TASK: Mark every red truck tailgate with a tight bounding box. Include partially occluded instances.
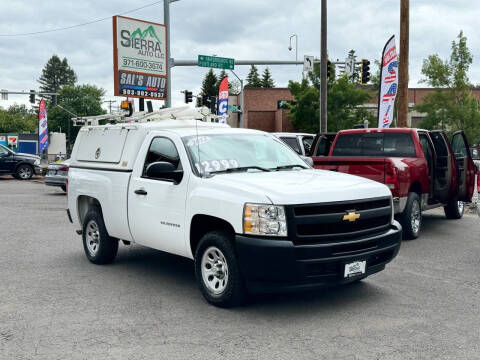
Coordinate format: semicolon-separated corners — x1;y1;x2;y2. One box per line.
313;157;386;184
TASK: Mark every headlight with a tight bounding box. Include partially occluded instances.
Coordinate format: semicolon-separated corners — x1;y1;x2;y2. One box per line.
243;203;287;237
34;159;40;166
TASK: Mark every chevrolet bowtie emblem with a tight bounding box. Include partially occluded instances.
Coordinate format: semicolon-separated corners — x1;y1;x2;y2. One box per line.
343;211;360;222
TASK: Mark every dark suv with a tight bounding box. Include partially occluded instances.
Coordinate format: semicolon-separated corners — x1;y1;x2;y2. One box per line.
0;144;41;180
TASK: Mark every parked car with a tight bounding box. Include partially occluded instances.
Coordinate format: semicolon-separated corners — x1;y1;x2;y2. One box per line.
312;128;475;239
45;160;70;192
67;120;401;307
0;144;41;180
272;132;315;156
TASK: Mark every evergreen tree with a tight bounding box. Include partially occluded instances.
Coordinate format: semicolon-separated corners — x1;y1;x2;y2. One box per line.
197;69;218;106
245;65;262;88
261;67;275;88
38;55;77;101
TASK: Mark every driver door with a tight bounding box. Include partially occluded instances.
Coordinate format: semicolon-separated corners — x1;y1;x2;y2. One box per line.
450;131;475;202
127;132;190;256
0;146;14;173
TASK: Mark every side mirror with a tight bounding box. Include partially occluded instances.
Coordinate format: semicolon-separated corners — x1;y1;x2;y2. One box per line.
301;156;314;167
145;161;183;184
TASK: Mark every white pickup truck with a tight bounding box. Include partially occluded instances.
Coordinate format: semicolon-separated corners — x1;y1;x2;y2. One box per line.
67;119;402;307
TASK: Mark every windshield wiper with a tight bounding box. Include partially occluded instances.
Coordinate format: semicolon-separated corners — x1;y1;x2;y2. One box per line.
209;166;271;174
272;164;308;171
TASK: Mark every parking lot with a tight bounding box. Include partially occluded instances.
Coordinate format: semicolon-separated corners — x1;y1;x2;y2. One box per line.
1;177;479;359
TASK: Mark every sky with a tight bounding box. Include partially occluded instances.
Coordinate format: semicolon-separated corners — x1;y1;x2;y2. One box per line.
0;0;478;112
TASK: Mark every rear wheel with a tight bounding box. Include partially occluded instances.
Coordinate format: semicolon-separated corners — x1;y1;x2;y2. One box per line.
16;164;33;180
82;209;118;264
444;199;464;219
194;231;246;307
400;192;422;240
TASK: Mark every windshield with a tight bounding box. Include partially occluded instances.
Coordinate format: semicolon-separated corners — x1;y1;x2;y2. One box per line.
183;133;308;175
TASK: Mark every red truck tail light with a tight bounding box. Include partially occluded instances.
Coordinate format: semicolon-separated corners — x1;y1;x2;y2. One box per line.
58;166;69;172
385;163;398;191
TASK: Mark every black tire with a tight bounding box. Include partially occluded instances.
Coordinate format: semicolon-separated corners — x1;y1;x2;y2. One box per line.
61;185;67;192
16;164;34;180
82;209;118;265
400;192;422;240
194;231;246;307
444;199;464;219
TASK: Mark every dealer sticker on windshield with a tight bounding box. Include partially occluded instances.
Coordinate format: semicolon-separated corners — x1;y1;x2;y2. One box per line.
344;260;366;278
194;159;239;173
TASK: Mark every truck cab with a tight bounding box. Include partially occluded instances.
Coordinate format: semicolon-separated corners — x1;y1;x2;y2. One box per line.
312;128;475;239
67;119;402;307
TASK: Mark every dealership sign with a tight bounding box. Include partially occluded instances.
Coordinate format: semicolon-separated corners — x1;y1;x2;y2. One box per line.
113;15;167;100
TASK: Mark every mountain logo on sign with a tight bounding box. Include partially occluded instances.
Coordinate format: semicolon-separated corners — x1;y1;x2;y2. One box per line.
130;26;162;44
120;24;164;58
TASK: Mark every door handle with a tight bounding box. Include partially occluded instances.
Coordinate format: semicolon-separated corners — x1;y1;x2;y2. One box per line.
134;189;148;195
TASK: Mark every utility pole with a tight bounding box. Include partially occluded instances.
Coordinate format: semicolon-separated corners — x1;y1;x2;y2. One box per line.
164;0;172;108
397;0;409;127
320;0;327;133
103;100;116;114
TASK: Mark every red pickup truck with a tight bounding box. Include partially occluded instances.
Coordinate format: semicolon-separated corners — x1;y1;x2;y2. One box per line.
311;128;476;239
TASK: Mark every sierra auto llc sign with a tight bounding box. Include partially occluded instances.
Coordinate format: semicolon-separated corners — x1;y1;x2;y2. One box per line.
113;15;167;100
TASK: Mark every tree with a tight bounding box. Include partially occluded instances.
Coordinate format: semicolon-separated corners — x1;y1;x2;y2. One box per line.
196;69;218;106
245;65;262;88
415;31;480;144
288;61;374;133
48;84;105;146
0;105;37;133
38;55;77;101
261;67;275;88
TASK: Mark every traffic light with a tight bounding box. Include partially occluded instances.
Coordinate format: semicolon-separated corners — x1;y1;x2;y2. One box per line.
361;59;371;85
184;90;193;103
29;90;35;104
209;96;217;114
326;59;332;80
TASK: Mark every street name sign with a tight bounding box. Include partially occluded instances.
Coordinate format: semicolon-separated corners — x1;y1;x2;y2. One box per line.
113;15;168;100
198;55;234;70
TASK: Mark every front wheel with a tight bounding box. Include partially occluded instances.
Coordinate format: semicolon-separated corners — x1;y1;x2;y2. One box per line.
82;209;118;264
16;165;33;180
194;231;246;307
444;200;464;219
400;192;422;240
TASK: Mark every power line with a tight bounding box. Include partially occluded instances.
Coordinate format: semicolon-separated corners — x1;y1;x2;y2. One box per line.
0;0;164;37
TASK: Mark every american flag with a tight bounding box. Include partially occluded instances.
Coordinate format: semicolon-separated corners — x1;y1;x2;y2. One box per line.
384;61;398;83
382;83;397;102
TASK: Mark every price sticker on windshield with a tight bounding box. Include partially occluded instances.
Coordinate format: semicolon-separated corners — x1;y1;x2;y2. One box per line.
195;159;239;173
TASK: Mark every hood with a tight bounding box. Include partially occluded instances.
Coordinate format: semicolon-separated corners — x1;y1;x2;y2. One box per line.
13;152;40;160
206;169;391;205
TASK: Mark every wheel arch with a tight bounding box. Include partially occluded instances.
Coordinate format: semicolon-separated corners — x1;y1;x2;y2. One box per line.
409;181;422;196
190;214;235;257
77;195;103;227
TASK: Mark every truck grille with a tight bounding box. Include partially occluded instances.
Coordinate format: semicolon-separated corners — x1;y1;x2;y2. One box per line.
286;197;392;245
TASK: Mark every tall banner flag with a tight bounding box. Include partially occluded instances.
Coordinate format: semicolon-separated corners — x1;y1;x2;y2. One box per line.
39;99;49;153
217;76;229;123
378;35;398;128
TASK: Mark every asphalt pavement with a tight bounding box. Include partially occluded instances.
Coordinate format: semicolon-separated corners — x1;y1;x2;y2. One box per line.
0;177;479;359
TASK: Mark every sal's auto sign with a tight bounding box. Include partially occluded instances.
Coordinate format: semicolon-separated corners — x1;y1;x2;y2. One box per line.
113;15;167;100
